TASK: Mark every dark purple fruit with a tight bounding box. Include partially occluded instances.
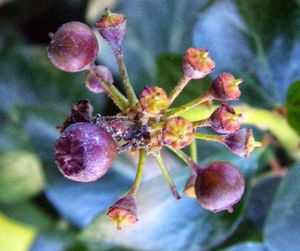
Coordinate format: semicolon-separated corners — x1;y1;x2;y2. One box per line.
48;22;99;72
195;161;245;213
55;122;116;182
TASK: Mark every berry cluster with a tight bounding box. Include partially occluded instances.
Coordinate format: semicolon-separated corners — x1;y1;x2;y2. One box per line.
49;9;260;229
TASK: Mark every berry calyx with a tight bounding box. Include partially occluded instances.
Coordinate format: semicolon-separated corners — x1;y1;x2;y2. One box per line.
183;48;215;79
209;72;243;101
139;86;170;115
209;104;241;133
163;117;194;149
55;122;116;182
96;9;127;52
48;22;98;72
85;65;114;93
195;161;245;213
107;195;138;230
222;128;256;158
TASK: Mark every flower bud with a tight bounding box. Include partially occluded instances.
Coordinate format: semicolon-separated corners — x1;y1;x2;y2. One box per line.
183;48;215;79
96;9;126;52
209;104;241;134
209;72;243;101
85;65;114;93
139;86;170;115
195;161;245;213
107;195;138;230
48;22;99;72
163;117;194;149
222;128;256;158
184;172;197;198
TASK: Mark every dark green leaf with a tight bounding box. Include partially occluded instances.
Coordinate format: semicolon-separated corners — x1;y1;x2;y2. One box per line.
264;164;300;251
287;80;300;135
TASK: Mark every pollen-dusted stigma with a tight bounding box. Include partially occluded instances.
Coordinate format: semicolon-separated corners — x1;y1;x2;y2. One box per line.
48;9;261;229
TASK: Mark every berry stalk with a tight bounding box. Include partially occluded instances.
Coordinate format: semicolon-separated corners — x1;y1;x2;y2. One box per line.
168;76;191;105
89;67;128;111
154;152;181;200
189;140;198;163
114;50;138;106
163;91;213;119
194;132;223;142
129;149;146;196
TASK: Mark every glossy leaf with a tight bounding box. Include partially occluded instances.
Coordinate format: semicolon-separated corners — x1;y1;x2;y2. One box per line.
264;164;300;251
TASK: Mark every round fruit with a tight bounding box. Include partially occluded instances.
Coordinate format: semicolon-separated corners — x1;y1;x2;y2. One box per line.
55;122;116;182
85;65;113;93
195;161;245;212
48;21;99;72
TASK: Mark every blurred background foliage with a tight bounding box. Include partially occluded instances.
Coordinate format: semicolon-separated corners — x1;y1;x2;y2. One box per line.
0;0;300;250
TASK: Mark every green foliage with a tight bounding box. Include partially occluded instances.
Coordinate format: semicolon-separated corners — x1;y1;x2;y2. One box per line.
0;151;44;203
287;81;300;135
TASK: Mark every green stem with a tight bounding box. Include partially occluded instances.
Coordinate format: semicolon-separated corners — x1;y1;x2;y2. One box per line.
90;67;128;112
129;149;146;196
194;133;224;142
114;49;138;107
168;76;191;105
168;147;200;172
189;140;198;163
163;91;213;119
192;119;210;128
154;152;181;199
180;104;300;159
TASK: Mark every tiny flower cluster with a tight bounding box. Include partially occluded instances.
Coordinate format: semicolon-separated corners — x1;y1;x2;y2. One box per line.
48;8;260;229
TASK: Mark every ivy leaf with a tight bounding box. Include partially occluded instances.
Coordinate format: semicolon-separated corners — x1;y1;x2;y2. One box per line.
264;164;300;251
193;0;300;107
287;80;300;135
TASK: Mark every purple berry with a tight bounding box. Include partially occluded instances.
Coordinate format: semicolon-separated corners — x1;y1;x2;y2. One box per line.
55;122;116;182
195;161;245;213
48;22;99;72
85;65;114;93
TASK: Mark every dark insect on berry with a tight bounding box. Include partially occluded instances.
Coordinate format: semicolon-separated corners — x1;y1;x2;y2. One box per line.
55;122;116;182
48;21;99;72
195;161;245;213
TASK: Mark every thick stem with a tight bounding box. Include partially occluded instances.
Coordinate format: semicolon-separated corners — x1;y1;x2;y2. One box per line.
114;49;138;106
163;91;213;119
129;149;146;196
89;67;128;112
154;152;181;200
168;76;191;105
